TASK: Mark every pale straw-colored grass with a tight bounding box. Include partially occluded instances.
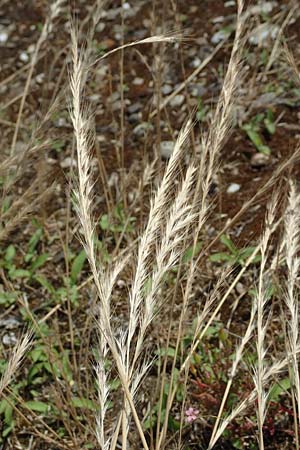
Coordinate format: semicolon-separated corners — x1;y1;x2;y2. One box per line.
0;332;32;397
69;1;300;448
284;182;300;448
70;20;191;450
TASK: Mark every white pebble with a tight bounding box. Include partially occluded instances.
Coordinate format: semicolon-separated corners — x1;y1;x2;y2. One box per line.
170;94;185;107
227;183;241;194
19;51;29;63
160;141;174;159
0;32;8;43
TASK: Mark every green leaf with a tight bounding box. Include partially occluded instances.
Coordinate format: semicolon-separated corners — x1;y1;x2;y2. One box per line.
183;242;202;263
0;291;17;306
9;268;31;279
30;346;47;363
33;274;55;294
99;214;109;231
30;253;49;273
238;246;257;259
209;252;233;263
1;196;11;214
156;347;176;358
71;250;86;284
268;378;291;402
242;124;271;155
168;415;180;431
264;109;276;135
220;235;237;254
25;228;43;262
5;245;16;263
71;397;98;411
28;363;45;383
25;400;50;413
2;422;14;437
2;401;13;424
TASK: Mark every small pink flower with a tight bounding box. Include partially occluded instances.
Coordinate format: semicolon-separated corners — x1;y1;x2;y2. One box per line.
185;407;199;423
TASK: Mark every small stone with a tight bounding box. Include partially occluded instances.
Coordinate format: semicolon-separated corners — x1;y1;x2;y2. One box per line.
0;31;8;43
108;91;120;103
190;83;207;97
19;51;29;63
133;77;144;86
227;183;241;194
28;44;35;53
117;279;126;288
111;100;122;111
107;172;119;188
161;84;173;95
190;57;202;68
160;141;174;159
128;102;142;114
224;0;235;5
60;157;77;169
36;73;45;84
212;16;225;24
236;282;245;295
3;333;17;346
250;153;270;168
96;22;105;32
211;28;231;44
128;112;142;124
249;24;279;46
0;317;21;330
170;94;185;107
133;122;153;137
89;93;101;103
249;1;277;15
56;117;68;127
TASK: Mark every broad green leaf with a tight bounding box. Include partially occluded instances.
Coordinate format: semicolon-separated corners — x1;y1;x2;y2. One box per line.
239;246;257;259
25;400;50;413
71;397;97;411
264;109;276;135
183;242;202;263
34;274;55;294
209;252;233;263
30;253;49;273
9;268;31;279
156;347;176;358
268;378;291;402
220;235;237;254
30;346;47;363
0;291;17;306
2;422;14;437
28;362;45;383
5;245;16;263
99;214;109;230
243;125;271;155
1;196;11;214
71;250;86;283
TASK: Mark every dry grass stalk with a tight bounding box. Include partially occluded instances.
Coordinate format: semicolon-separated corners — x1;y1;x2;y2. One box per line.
70;25;153;450
155;3;246;446
284;182;300;445
0;332;32;396
253;196;278;450
69;12;199;447
10;0;66;156
0;184;54;242
210;342;300;448
209;303;257;449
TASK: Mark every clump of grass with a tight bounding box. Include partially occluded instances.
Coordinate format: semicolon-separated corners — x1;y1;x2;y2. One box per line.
0;332;32;397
